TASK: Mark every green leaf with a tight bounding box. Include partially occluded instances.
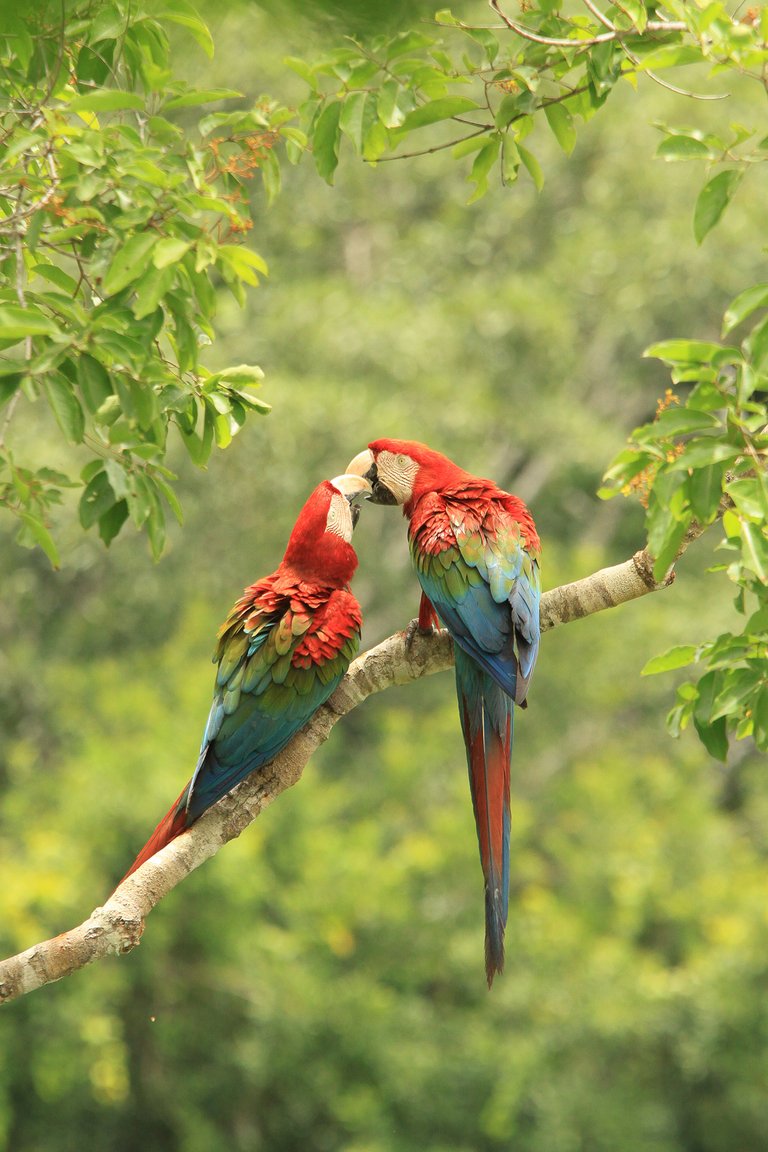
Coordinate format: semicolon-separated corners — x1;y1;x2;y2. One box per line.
67;90;145;113
544;104;576;155
710;669;761;722
132;264;175;320
692;669;729;760
162;88;242;110
667;440;742;470
18;511;60;568
501;137;520;184
0;305;61;340
753;684;768;751
518;144;544;191
362;118;390;163
312;100;342;184
146;493;166;560
32;264;79;295
98;499;129;546
103;459;131;501
103;234;159;296
644;339;737;364
641;645;699;675
617;0;647;32
154;476;184;524
467;136;500;203
746;316;768;371
77;355;113;413
216;364;265;386
693;714;729;761
688;461;727;523
377;79;405;129
745;607;768;634
157;0;214;57
218;245;269;287
638;44;704;70
727;477;768;521
651;511;691;581
339;91;367;154
180;419;213;467
284;56;316;86
79;470;117;529
0;374;23;407
464;27;499;64
740;519;768;582
722;283;768;334
399;97;481;132
153;238;192;269
694;170;743;245
44;377;85;443
657;134;718;162
634;407;721;440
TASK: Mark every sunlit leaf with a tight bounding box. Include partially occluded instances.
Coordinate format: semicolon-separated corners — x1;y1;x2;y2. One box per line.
641;645;699;675
399;97;481;131
103;235;159;296
694;170;743;245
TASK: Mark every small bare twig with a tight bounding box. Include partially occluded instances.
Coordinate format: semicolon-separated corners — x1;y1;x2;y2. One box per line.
490;0;686;47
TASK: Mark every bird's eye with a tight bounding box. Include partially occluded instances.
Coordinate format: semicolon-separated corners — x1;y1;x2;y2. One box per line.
396;454;407;466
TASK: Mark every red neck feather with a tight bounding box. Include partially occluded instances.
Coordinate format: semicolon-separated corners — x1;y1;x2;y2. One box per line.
281;480;358;587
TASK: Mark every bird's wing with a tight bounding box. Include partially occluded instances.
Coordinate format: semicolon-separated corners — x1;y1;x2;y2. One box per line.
186;589;361;820
412;498;540;704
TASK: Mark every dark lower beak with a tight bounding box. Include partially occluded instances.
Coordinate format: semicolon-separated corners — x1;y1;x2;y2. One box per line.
346;449;398;506
368;470;398;506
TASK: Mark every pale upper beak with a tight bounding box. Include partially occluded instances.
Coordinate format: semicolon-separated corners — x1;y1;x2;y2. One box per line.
346;449;375;481
330;472;372;501
346;448;398;506
330;472;372;528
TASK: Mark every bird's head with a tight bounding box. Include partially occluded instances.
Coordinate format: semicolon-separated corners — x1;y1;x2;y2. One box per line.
347;439;466;512
282;473;371;585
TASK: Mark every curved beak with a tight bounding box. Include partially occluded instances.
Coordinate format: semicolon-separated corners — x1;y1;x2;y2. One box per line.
346;448;398;506
330;472;372;529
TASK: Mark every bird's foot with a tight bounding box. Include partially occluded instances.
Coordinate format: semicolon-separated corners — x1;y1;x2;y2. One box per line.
404;617;436;650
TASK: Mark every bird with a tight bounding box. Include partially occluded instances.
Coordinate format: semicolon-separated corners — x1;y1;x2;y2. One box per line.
348;440;540;985
120;473;371;882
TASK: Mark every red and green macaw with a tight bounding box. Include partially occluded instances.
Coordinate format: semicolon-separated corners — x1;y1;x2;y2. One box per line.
348;440;540;985
121;474;371;882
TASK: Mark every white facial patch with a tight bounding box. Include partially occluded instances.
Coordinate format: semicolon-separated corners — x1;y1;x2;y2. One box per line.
376;450;420;505
326;491;354;542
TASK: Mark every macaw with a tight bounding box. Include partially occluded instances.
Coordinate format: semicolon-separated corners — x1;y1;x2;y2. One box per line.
348;440;540;986
120;473;371;882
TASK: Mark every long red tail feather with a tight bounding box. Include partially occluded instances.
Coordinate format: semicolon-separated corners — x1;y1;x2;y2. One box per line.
455;649;512;988
118;787;190;885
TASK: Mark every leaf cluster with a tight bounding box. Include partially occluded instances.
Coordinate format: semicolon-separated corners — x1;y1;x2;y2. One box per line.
601;291;768;758
0;0;300;561
293;0;768;204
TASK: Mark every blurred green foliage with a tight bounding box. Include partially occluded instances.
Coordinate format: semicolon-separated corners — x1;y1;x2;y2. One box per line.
1;1;768;1150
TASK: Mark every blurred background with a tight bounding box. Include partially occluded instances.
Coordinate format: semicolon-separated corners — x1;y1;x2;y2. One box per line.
1;2;767;1149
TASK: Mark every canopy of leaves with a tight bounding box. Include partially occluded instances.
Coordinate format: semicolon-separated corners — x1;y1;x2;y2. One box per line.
0;0;295;560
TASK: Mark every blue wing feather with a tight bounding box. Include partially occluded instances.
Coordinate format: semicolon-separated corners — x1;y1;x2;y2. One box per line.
414;512;540;705
186;598;358;822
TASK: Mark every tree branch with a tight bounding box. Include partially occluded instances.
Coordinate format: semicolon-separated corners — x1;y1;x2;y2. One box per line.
0;541;691;1004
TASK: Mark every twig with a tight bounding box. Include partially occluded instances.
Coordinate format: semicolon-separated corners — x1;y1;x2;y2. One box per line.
371;125;492;163
490;0;686;48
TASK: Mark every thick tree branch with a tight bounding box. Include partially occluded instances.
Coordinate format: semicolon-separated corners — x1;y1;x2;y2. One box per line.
0;542;688;1004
